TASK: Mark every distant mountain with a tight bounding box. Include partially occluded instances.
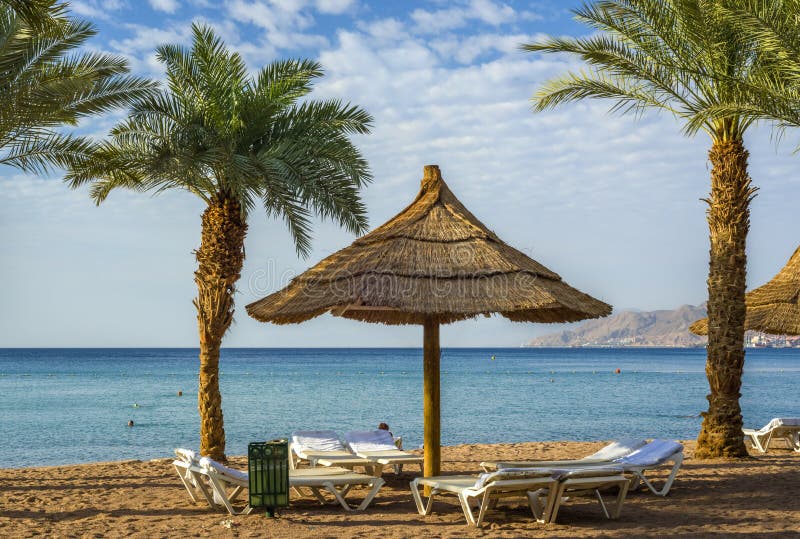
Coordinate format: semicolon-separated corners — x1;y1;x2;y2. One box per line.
527;304;708;347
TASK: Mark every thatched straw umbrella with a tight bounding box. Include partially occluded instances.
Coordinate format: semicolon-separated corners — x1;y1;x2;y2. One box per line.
246;165;611;477
691;246;800;336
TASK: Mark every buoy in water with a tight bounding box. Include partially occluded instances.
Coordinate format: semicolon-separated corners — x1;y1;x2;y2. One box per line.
491;355;496;361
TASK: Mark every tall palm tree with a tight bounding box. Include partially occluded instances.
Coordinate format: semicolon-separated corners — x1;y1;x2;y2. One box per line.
0;0;155;174
523;0;781;458
66;23;373;460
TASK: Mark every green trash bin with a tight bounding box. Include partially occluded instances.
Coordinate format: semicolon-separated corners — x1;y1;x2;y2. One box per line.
248;439;289;517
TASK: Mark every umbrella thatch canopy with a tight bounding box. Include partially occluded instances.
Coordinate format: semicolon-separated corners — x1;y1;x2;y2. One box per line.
247;165;611;477
691;246;800;336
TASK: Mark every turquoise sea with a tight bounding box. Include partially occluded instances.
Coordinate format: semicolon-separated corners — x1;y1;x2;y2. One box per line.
0;347;798;469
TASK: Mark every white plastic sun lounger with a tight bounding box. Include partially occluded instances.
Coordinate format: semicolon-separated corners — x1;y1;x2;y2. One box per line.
743;418;800;453
290;430;377;473
410;467;629;527
197;457;385;515
489;439;684;497
345;430;424;474
480;438;648;472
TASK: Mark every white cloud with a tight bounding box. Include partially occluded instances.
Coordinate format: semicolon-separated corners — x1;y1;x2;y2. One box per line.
69;0;127;20
430;32;547;64
315;0;354;14
110;24;192;53
225;0;329;50
410;0;521;33
149;0;181;13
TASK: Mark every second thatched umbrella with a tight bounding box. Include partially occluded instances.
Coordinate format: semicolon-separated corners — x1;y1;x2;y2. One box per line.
691;246;800;336
246;165;611;477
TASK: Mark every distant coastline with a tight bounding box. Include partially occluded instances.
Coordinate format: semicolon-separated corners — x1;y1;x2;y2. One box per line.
526;304;800;349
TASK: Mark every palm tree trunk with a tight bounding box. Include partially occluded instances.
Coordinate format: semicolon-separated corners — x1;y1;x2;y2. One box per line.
695;139;755;459
194;196;247;460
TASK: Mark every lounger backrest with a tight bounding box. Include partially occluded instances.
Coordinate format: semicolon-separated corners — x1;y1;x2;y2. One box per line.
199;456;248;483
760;418;800;432
344;430;397;452
587;439;648;461
291;430;346;452
614;439;683;466
474;468;555;490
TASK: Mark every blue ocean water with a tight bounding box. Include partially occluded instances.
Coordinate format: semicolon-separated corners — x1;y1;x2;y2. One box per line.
0;347;798;468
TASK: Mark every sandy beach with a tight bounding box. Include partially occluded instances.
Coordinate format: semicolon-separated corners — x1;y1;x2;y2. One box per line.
2;440;799;538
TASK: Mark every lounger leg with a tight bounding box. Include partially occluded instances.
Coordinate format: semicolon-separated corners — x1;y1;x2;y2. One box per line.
307;486;328;505
547;483;568;524
229;485;244;503
457;492;478;527
475;492;492;527
174;464;199;503
526;488;548;523
753;435;766;453
410;479;437;515
595;490;610;519
609;480;629;519
323;482;355;511
638;453;683;496
190;471;217;509
356;477;384;511
205;474;238;515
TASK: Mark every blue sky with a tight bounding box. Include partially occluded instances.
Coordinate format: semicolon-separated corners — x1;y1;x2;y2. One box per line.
1;0;800;347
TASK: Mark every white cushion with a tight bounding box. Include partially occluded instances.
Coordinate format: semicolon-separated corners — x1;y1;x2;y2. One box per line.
344;430;397;453
291;430;346;452
615;440;682;467
588;439;647;461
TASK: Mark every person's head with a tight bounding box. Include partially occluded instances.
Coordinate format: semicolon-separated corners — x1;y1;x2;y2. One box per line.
378;422;389;431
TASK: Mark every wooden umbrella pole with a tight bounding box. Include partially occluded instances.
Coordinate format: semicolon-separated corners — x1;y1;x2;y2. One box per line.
423;317;441;482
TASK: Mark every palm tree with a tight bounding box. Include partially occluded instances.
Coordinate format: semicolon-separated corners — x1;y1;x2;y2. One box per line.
66;23;373;460
523;0;782;458
0;0;155;174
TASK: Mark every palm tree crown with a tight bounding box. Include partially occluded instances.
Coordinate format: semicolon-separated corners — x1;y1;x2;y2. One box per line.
0;0;156;174
527;0;768;142
700;0;800;138
68;23;372;254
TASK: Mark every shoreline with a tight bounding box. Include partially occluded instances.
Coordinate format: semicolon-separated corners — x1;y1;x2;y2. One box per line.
2;440;799;537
